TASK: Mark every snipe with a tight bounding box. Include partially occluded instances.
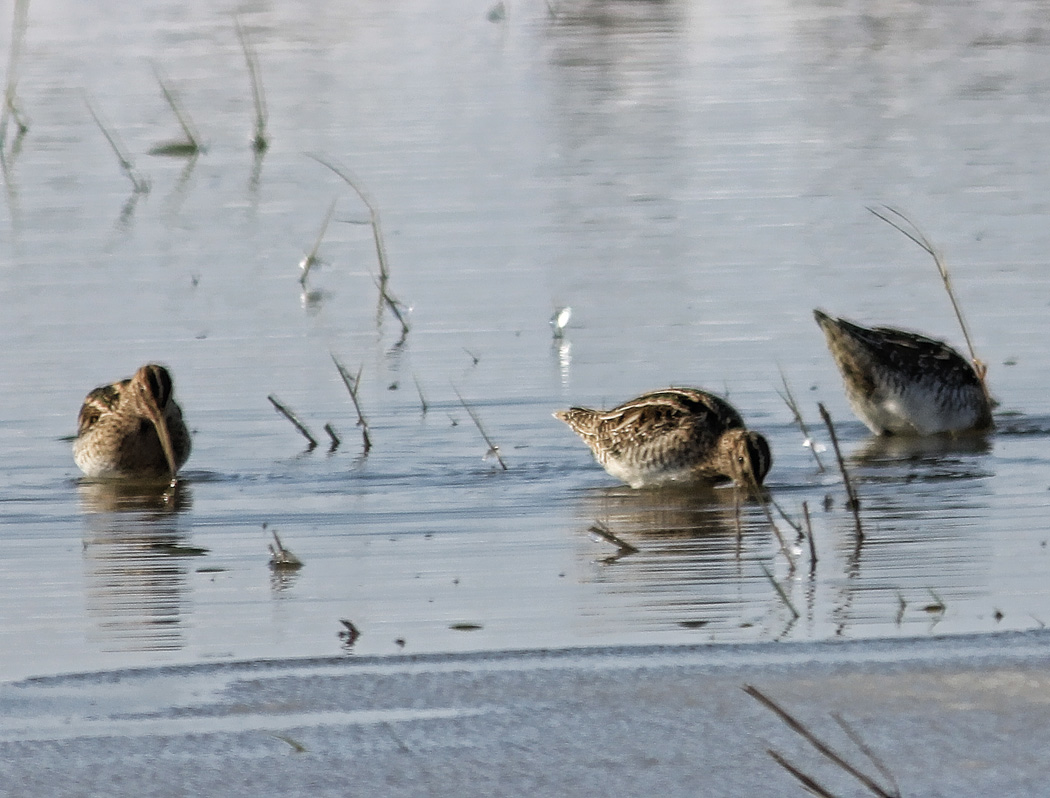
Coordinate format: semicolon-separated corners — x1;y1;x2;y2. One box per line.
73;364;191;480
814;309;992;436
554;387;771;489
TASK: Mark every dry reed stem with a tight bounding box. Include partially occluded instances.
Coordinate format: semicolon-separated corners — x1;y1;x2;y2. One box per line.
802;501;817;569
331;354;372;453
867;205;991;406
413;374;429;415
777;366;825;472
452;385;507;470
299;198;338;286
759;562;800;619
234;15;268;152
745;477;797;573
817;403;863;540
831;714;901;797
83;94;150;193
323;422;341;451
743;685;899;798
588;521;639;557
267;394;319;449
766;749;839;798
307;152;410;337
150;63;202;155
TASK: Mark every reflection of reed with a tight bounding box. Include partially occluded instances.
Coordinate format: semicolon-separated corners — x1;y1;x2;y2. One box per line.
825;438;994;636
572;485;797;638
78;481;198;654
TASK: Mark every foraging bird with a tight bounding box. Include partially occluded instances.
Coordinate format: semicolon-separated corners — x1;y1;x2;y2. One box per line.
73;364;191;480
554;387;772;489
814;309;992;436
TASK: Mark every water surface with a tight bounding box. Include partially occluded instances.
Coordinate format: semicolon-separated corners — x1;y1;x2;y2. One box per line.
2;0;1050;680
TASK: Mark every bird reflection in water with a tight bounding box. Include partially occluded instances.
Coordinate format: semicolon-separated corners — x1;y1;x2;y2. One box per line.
573;484;796;639
78;480;201;654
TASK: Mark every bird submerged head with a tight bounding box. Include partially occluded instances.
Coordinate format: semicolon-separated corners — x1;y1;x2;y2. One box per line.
721;428;772;488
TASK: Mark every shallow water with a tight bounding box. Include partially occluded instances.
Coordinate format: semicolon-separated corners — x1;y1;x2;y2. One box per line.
2;0;1050;680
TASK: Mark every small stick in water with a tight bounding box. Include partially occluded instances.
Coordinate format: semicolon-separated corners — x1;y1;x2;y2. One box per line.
234;15;268;152
867;205;991;406
452;385;507;470
323;422;341;451
588;521;639;558
149;62;203;156
759;562;800;619
267;394;319;449
818;403;863;540
331;354;372;453
83;94;150;193
299;198;338;286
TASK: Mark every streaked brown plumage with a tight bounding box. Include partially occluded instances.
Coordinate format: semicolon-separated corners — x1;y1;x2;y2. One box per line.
814;310;992;436
73;364;191;480
554;387;772;489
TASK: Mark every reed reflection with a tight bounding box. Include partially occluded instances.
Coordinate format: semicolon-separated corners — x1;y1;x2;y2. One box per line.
822;434;995;635
78;480;199;654
572;485;796;637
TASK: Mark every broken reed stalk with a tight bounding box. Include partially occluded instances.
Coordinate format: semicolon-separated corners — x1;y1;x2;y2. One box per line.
743;685;900;798
759;562;800;619
818;402;863;541
413;374;428;415
299;197;338;286
0;0;30;148
150;63;202;155
83;94;150;193
331;353;372;453
452;384;507;470
766;749;838;798
588;521;639;557
234;15;268;152
307;152;410;337
777;366;825;472
323;422;341;450
867;205;991;404
267;394;319;449
802;501;817;568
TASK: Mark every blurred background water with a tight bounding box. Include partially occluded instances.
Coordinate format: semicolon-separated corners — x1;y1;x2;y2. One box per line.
1;0;1049;680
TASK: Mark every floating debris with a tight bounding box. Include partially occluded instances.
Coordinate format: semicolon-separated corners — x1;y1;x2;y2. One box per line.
550;306;571;338
338;619;361;645
268;530;303;570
